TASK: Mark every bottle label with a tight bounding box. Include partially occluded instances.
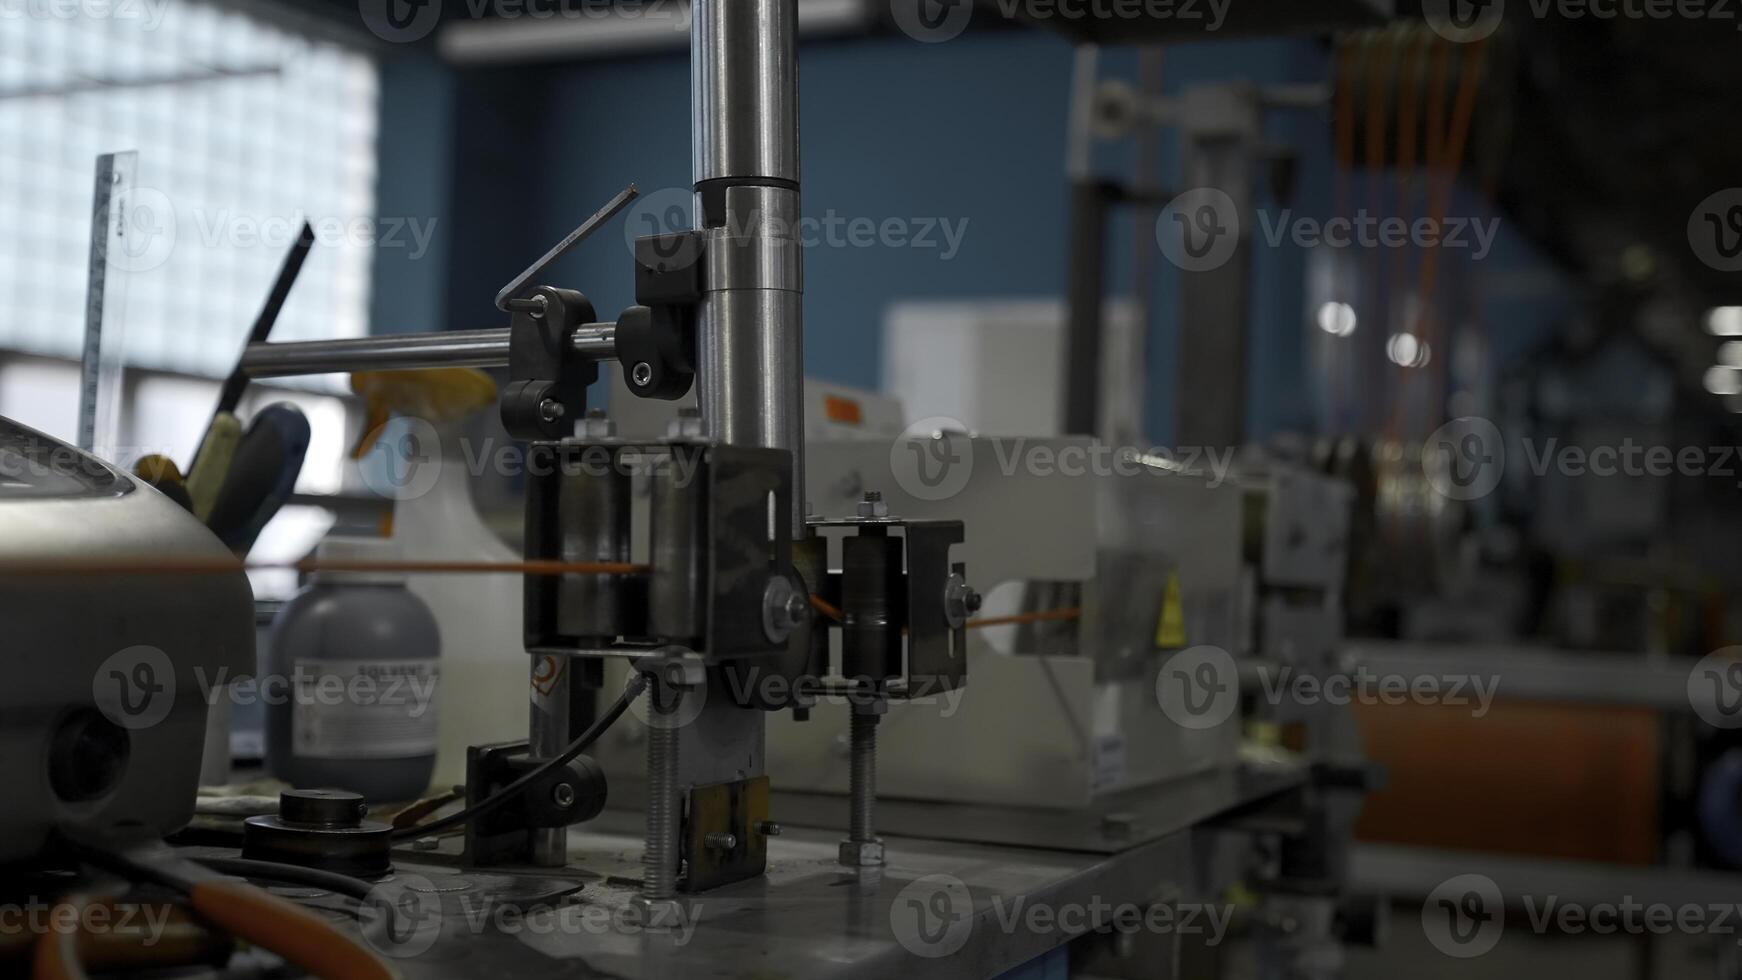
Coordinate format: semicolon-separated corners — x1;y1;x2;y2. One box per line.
290;659;440;759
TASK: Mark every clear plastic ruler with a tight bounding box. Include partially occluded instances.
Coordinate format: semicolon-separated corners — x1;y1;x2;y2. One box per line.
79;150;140;460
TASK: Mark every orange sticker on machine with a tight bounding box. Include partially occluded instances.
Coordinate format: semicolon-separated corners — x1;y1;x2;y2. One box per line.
823;395;862;425
531;654;565;696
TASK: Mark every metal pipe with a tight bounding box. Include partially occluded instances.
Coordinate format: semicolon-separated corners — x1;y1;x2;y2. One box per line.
239;324;617;379
692;0;798;183
528;654;571;867
691;0;805;534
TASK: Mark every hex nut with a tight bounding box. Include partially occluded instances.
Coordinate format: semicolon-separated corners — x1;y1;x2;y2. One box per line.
629;898;688;931
850;697;890;717
838;838;886;867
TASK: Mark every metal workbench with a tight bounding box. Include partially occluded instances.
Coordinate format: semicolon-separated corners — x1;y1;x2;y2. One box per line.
351;766;1309;978
366;825;1192;979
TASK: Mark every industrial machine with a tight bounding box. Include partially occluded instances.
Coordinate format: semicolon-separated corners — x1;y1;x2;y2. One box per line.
0;415;253;864
231;0;983;908
3;0;1387;976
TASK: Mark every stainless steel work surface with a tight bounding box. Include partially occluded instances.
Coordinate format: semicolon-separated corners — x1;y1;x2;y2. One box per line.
373;823;1202;980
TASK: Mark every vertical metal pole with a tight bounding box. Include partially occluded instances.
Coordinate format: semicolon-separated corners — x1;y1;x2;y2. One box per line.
529;654;570;866
1173;134;1254;450
1061;47;1108;438
691;0;805;535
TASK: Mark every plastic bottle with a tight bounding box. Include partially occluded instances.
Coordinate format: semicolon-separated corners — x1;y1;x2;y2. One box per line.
388;420;529;791
266;536;440;802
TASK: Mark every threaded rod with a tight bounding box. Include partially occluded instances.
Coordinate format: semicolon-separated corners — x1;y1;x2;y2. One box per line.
848;712;877;842
642;684;681;902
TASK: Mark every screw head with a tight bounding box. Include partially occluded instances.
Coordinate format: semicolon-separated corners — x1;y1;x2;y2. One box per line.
763;576;803;643
631;361;653;387
539;398;566;422
551;782;576;809
942;573;980;628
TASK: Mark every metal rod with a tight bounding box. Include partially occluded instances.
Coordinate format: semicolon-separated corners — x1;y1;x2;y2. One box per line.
691;0;805;535
529;654;571;867
239;323;616;379
642;683;681;903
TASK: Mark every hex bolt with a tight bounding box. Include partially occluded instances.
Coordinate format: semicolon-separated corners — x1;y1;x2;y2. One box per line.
642;680;682;903
856;489;888;519
943;574;983;628
551;782;576;809
704;832;737;852
412;836;440;852
631;361;654;387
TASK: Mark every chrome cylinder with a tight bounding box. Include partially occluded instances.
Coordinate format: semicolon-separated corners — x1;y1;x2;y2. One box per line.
692;0;798;183
529;654;571;866
692;0;805;533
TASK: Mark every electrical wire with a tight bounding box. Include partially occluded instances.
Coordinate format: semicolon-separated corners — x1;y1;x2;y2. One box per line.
806;593;1081;630
391;671;649;840
964;607;1082;630
191;857;377;905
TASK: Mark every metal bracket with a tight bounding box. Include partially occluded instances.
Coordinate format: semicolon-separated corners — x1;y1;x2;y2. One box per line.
461;739;608;867
680;775;770;892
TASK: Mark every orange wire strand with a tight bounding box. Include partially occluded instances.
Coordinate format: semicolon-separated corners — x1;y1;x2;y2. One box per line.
806;595;1083;632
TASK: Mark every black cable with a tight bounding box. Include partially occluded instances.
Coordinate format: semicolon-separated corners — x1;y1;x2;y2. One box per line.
390;672;649;841
192;856;403;935
192;857;374;903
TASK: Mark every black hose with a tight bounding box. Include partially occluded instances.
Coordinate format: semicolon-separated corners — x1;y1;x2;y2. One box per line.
193;857;376;903
390;672;648;841
193;856;401;934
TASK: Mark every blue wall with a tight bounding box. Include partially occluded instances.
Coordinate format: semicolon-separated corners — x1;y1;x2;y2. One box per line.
373;29;1574;442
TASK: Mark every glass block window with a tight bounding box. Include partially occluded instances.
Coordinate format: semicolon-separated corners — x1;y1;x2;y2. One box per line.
0;0;379;378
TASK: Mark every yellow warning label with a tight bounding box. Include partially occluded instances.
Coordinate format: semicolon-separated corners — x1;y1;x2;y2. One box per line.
1154;573;1186;648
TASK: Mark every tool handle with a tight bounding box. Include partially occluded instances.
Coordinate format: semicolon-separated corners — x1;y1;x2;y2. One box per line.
184;412;242;522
